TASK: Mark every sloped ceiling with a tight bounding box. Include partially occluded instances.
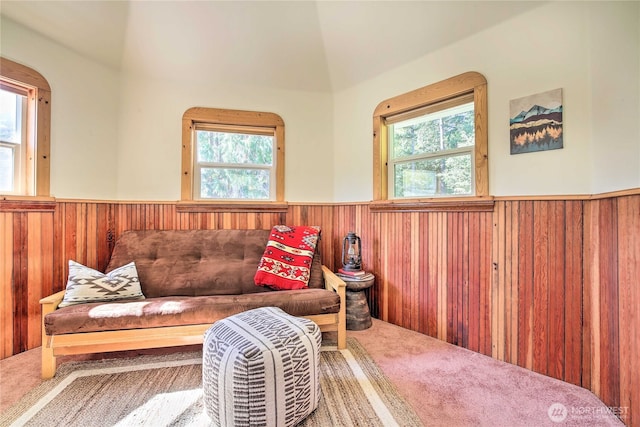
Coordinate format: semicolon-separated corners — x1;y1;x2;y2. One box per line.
1;1;542;92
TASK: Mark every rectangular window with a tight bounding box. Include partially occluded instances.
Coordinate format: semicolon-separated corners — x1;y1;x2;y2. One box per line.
0;86;28;194
387;94;475;198
193;124;275;200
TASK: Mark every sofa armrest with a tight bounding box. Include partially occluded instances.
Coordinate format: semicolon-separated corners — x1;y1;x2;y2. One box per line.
40;290;65;311
321;266;347;349
40;290;64;378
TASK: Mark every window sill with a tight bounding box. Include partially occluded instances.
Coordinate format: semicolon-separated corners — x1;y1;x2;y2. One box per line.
369;197;494;212
0;195;56;212
176;200;289;213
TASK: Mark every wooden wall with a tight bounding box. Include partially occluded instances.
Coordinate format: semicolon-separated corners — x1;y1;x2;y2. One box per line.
583;195;639;426
1;194;638;425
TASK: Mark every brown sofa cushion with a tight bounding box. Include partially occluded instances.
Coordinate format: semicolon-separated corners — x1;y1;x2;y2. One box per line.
106;229;324;298
45;289;340;335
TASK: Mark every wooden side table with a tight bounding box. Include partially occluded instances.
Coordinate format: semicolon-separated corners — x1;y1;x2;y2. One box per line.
339;273;374;330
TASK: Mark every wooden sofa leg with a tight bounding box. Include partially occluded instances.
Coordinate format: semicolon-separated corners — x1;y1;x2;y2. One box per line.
41;337;56;379
337;326;347;350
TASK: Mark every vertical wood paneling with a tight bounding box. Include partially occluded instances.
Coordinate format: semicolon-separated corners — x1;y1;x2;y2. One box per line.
86;204;97;268
2;195;639;427
437;212;447;341
532;201;549;375
493;202;505;360
507;201;520;365
40;213;54;302
564;201;583;387
518;201;534;370
502;201;518;363
468;212;481;353
410;212;420;332
493;200;585;384
583;199;597;394
547;201;565;381
0;213;13;358
425;213;437;337
26;214;42;349
447;213;456;344
461;212;469;349
480;213;492;356
590;199;621;408
12;212;26;354
617;196;639;426
583;195;639;423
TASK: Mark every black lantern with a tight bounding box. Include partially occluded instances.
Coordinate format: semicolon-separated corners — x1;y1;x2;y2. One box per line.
341;232;362;271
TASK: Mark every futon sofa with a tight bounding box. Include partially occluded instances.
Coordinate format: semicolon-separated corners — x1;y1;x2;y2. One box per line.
40;229;346;379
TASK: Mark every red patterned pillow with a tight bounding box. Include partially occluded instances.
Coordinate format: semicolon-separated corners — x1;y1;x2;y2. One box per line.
254;225;321;290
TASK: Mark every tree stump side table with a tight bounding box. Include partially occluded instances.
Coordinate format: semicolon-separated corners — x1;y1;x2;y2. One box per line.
340;273;375;330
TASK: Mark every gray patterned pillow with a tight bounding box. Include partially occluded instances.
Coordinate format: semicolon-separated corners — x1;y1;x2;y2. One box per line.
58;260;145;308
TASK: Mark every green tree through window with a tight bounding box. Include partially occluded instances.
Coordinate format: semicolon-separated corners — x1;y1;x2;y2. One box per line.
389;100;475;197
372;72;488;204
181;107;285;202
196;129;274;199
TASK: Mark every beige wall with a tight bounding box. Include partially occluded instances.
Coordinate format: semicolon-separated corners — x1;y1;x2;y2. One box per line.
588;2;640;194
1;1;638;202
114;74;335;201
332;1;640;200
1;16;336;202
0;18;121;200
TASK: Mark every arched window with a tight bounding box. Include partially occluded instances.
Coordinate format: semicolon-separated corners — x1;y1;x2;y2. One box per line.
373;72;489;209
0;57;51;197
181;107;285;207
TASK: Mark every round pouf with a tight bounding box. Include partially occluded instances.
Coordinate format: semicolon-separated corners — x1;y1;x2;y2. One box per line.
202;307;321;427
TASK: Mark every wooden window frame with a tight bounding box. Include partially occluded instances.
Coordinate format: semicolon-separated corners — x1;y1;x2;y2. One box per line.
0;84;28;194
372;72;491;212
180;107;286;212
0;57;51;197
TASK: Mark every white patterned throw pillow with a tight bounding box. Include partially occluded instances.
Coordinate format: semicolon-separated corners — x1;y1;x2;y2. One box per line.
58;260;145;308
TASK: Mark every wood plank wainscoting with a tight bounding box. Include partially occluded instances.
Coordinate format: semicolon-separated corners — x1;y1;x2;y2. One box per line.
1;193;638;426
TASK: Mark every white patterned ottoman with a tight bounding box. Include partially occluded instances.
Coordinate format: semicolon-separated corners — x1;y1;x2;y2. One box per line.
202;307;322;427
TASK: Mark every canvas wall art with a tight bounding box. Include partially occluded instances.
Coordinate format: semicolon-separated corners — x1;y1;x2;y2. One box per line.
510;88;563;155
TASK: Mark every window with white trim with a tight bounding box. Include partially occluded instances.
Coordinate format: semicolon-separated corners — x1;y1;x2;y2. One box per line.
387;94;475;198
0;85;28;194
193;124;276;200
372;72;488;203
0;57;51;197
181;107;285;202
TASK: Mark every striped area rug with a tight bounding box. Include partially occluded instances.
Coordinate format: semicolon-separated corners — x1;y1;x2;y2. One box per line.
1;339;422;427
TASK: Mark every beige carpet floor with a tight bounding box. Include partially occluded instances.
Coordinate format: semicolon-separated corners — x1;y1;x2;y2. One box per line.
0;339;421;427
1;319;624;426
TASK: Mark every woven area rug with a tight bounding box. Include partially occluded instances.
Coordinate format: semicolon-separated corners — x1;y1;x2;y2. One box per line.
1;338;422;427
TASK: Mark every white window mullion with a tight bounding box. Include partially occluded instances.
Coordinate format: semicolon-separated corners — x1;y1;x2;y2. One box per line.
193;126;276;200
269;136;276;200
0;88;27;194
387;97;475;199
197;162;271;171
391;145;474;164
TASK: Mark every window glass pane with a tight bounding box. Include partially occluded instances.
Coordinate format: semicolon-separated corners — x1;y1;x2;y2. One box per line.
0;89;24;144
196;130;273;165
200;168;270;199
0;145;14;192
394;153;472;197
391;102;474;159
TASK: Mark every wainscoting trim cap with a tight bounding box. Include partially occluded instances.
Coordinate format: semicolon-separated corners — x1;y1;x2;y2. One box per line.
176;201;289;213
0;196;56;212
492;187;640;201
369;197;495;212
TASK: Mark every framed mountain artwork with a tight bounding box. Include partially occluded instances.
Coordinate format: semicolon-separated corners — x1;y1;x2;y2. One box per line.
509;88;563;155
